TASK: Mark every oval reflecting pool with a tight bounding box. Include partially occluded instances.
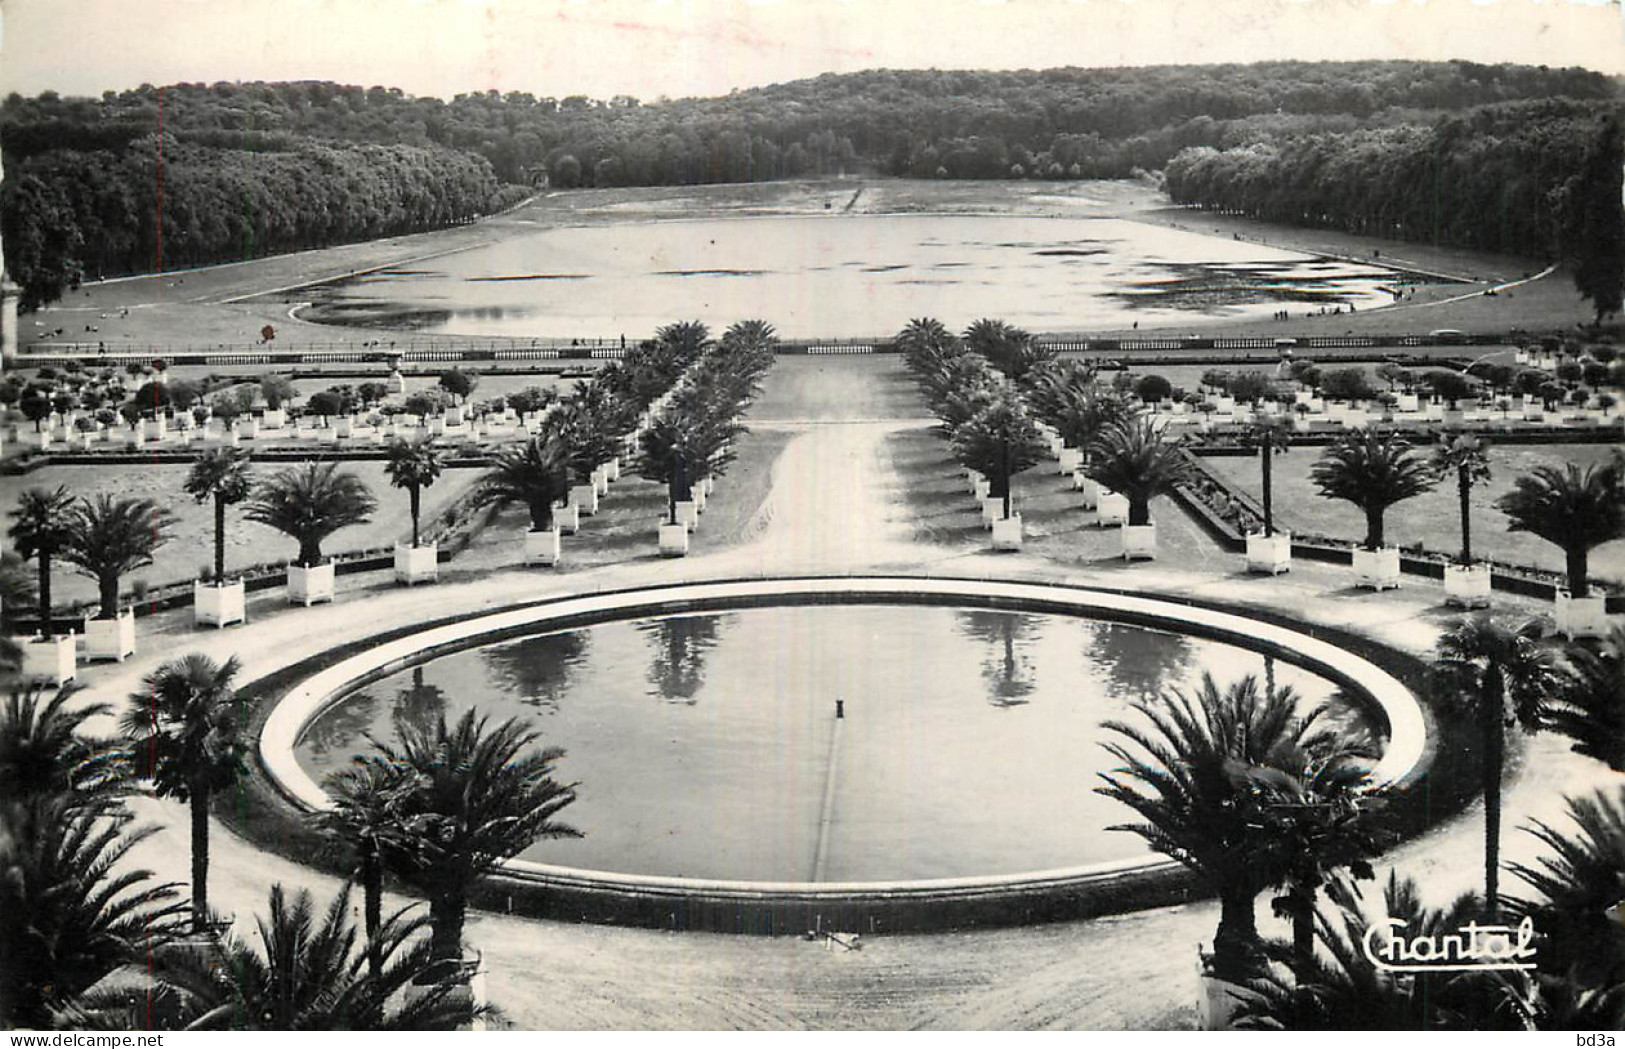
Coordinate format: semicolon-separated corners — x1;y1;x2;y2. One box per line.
295;604;1369;883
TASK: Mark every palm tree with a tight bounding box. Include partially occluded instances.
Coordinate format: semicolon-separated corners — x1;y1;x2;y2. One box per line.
245;461;377;568
1309;429;1435;550
61;494;178;619
950;394;1047;520
183;448;253;582
1087;416;1196;526
61;885;475;1030
558;384;626;486
383;439;443;548
7;485;76;631
1495;454;1625;598
121;653;250;931
312;760;410;989
1433;615;1561;914
470;431;571;535
963;318;1053;383
0;796;188;1028
1241;419;1293;537
1545;625;1625;771
368;709;579;967
1097;673;1341;982
1505;785;1625;991
637;412;701;525
1432;434;1493;564
0;684;124;806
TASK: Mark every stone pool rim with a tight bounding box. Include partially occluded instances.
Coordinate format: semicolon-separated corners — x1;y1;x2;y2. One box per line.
262;575;1426;904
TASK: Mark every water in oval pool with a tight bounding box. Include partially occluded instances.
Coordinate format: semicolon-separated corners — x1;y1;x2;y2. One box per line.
298;215;1396;339
295;605;1369;882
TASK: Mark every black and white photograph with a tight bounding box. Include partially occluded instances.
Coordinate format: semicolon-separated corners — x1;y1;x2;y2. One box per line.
0;0;1623;1034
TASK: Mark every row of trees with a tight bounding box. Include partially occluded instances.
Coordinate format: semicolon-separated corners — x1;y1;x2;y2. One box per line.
2;136;529;309
1098;609;1625;1028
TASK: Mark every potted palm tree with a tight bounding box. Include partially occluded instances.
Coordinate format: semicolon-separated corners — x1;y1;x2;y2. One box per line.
1544;624;1625;772
1097;674;1348;1023
6;486;78;682
469;432;571;566
950;394;1046;551
1432;434;1494;607
1310;429;1436;590
385;438;444;586
369;711;578;1012
1087;416;1195;559
245;462;377;606
1495;455;1625;640
637;413;699;554
1242;419;1293;574
121;653;249;933
61;495;176;661
184;448;252;627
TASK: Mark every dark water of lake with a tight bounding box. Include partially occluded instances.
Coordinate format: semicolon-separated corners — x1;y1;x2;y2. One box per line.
296;214;1396;340
296;604;1363;882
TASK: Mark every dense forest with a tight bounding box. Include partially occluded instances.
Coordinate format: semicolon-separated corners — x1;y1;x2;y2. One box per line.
2;60;1619;310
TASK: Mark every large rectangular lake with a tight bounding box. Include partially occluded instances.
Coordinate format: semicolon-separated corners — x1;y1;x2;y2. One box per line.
296;214;1396;339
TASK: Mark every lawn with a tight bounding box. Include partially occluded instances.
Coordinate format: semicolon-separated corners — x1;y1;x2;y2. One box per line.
0;460;483;607
1203;442;1625;585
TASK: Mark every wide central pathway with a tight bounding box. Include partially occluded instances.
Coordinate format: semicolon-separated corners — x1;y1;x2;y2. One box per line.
77;354;1622;1030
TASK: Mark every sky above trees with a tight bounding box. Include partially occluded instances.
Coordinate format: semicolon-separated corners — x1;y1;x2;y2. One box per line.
3;0;1622;103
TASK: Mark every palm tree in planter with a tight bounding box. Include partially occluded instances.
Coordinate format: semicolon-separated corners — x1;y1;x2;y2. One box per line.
637;412;702;555
7;485;76;637
950;394;1046;550
385;439;444;586
1097;674;1342;1000
1241;418;1294;573
245;461;377;606
558;388;623;515
1545;625;1625;771
1309;429;1435;590
1432;434;1495;607
469;432;572;566
1434;615;1560;914
184;448;252;627
1087;416;1196;559
1495;455;1625;639
370;710;579;991
60;495;176;661
121;652;250;932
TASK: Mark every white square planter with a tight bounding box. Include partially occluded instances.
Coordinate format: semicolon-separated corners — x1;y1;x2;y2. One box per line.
1121;522;1158;560
194;580;246;628
1353;547;1401;591
604;458;621;482
82;610;136;662
1444;563;1493;608
261;408;287;430
394;543;438;585
1058;447;1083;474
1245;531;1292;575
143;417;167;441
554;501;581;535
428;418;446;436
692;486;708;514
287;562;336;606
1047;434;1066;457
335;418;353;438
1554;593;1611;640
591;468;610;496
659;522;690;557
991;513;1024;551
675;500;699;532
972;477;991;501
239;418;259;438
445;406;464;426
981;496;1005;529
15;635;76;684
525;527;562;567
1096;491;1129;527
966;469;984;494
1397;393;1420;412
570;484;599;516
1075;474;1100;506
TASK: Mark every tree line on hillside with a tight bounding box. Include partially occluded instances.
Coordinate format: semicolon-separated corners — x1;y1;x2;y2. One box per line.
1;60;1618;310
